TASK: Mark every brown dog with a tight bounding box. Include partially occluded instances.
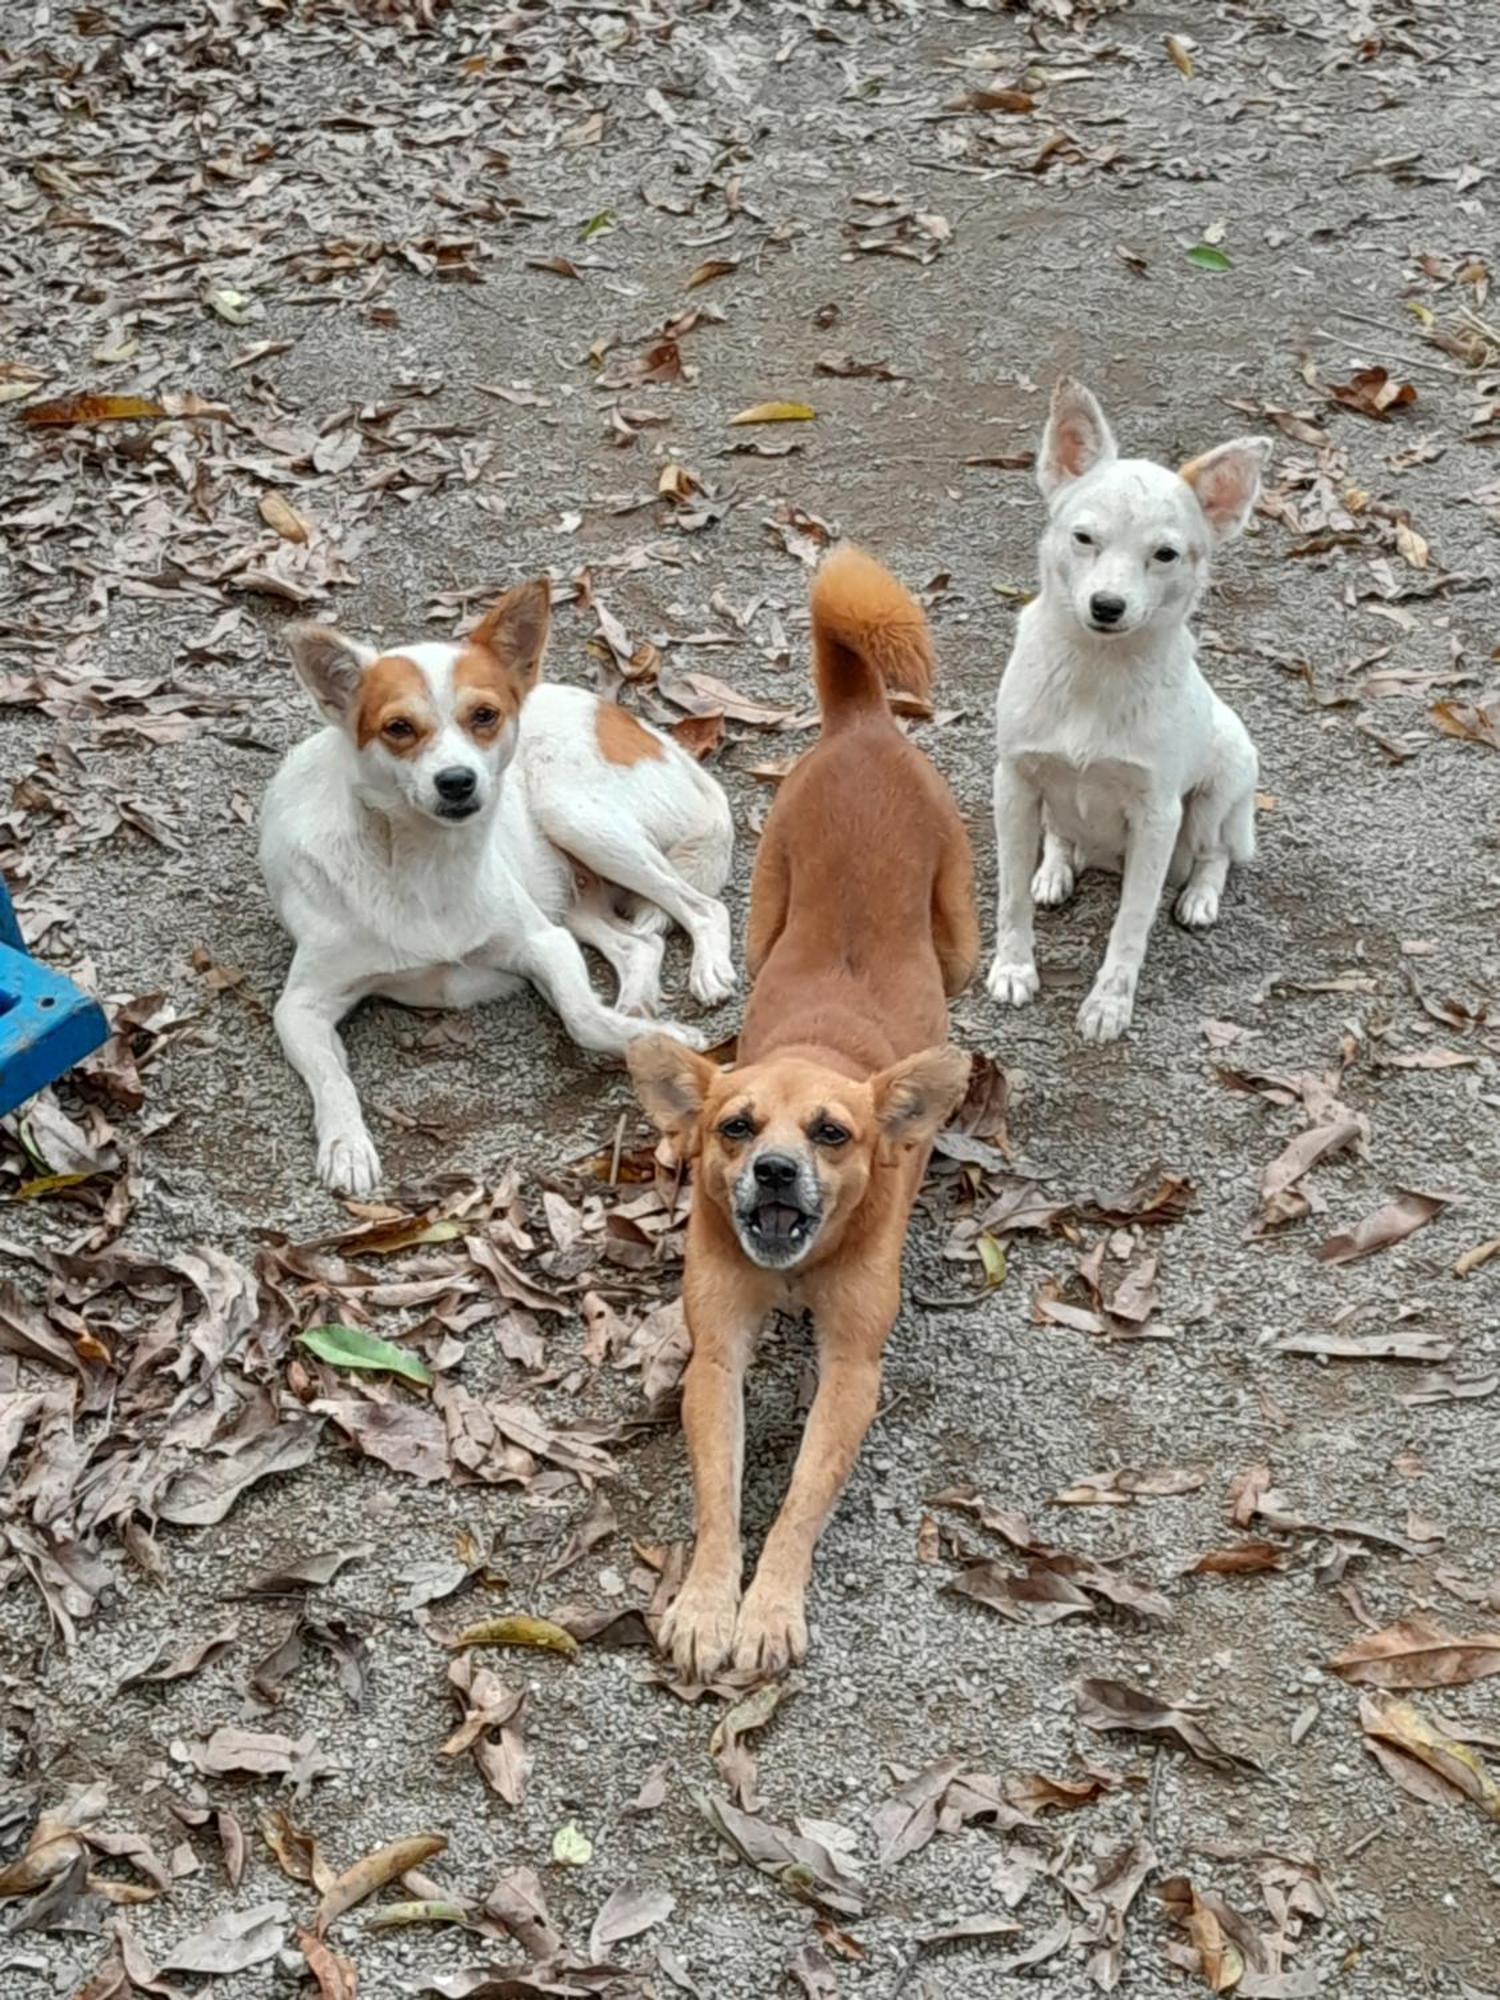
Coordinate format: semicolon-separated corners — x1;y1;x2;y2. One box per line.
628;546;978;1678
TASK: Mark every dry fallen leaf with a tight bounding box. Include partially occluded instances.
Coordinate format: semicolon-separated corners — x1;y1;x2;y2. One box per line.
587;1883;675;1959
260;492;310;544
1328;1618;1500;1690
1188;1542;1289;1577
1431;699;1500;751
22;393;168;426
1077;1677;1259;1773
1157;1877;1246;1992
1164;34;1195;79
728;401;816;426
1360;1693;1500;1819
316;1833;446;1934
1314;1190;1447;1264
1328;367;1417;420
298;1926;357;2000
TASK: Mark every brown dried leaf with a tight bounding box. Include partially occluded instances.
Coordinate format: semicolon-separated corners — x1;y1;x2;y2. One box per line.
1188;1542;1288;1577
1328;1618;1500;1689
1077;1678;1259;1774
1314;1190;1447;1264
1328;367;1417;420
316;1835;446;1934
298;1927;356;2000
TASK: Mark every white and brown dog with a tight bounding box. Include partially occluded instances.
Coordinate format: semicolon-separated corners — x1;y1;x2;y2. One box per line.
988;379;1269;1043
259;581;734;1194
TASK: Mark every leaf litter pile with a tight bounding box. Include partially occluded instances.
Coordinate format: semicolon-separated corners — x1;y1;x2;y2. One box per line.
3;1;1500;1995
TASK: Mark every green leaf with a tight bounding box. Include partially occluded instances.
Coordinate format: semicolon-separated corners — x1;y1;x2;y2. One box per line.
551;1821;592;1866
579;210;615;240
1185;244;1232;273
977;1234;1008;1291
297;1324;433;1386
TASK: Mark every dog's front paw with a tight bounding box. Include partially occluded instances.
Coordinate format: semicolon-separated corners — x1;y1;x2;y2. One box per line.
732;1580;808;1679
658;1573;741;1682
986;957;1041;1008
1175;880;1220;930
1031;853;1076;908
318;1128;382;1197
688;947;737;1008
1077;968;1136;1045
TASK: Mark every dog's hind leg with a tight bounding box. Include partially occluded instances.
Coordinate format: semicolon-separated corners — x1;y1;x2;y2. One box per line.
1031;815;1078;909
746;823;790;980
564;889;665;1015
1174;768;1255;930
932;829;980;997
569;837;735;1007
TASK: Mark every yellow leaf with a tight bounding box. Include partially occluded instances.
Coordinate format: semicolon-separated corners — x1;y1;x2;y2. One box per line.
1405;300;1436;329
260;492;310;544
728;401;816;426
977;1234;1007;1290
1164;33;1194;78
22;393;168;427
449;1614;579;1658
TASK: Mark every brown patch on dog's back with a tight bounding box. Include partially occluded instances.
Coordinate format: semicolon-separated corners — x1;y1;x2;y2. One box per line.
454;644;524;743
356;654;435;753
596;702;665;768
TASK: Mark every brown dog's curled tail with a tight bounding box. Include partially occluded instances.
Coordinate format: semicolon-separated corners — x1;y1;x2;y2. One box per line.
810;544;934;732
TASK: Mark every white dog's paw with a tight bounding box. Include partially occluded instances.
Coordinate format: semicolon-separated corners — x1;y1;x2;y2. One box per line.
1175;880;1221;930
688;946;737;1008
1077;969;1136;1045
319;1128;382;1196
1031;853;1076;908
986;957;1041;1008
653;1017;707;1053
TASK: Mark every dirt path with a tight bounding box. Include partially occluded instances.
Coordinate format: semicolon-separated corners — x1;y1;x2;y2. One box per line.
3;4;1498;1996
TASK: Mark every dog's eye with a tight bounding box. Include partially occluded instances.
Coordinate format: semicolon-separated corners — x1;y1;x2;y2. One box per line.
470;706;500;729
382;717;415;741
811;1120;849;1148
718;1114;755;1142
1072;529;1094;549
1154;546;1180;563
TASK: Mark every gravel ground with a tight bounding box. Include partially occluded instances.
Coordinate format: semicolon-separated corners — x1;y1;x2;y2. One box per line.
3;3;1499;1996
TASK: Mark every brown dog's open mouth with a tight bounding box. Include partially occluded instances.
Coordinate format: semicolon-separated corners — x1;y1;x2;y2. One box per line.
739;1200;820;1262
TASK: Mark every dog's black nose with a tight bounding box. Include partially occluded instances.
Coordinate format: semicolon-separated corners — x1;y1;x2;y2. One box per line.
434;766;478;802
753;1152;799;1192
1089;593;1126;625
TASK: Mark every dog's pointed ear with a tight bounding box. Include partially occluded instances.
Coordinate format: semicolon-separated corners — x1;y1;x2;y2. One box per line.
873;1044;971;1150
627;1034;716;1149
1180;436;1272;543
286;623;375;725
1038;377;1118;499
470;578;550;693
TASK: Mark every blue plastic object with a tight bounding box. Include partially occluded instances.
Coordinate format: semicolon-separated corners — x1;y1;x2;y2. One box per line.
0;872;109;1119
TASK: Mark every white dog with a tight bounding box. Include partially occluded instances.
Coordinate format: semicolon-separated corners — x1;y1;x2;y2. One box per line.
987;379;1268;1044
260;579;735;1194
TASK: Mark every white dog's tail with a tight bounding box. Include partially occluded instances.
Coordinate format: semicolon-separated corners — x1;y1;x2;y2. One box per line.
810;545;934;733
